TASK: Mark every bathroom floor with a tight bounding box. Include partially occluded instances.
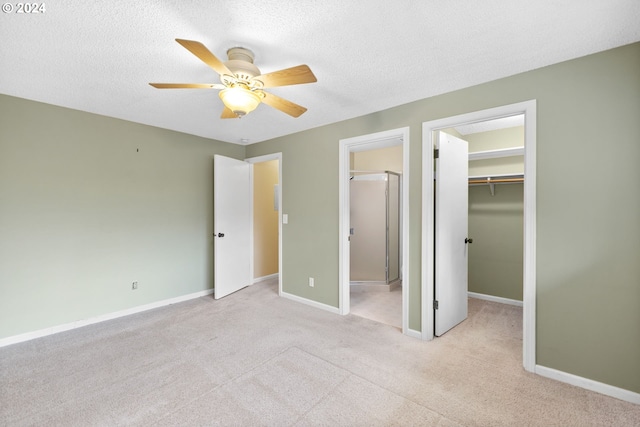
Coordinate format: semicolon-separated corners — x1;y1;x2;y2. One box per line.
349;285;402;329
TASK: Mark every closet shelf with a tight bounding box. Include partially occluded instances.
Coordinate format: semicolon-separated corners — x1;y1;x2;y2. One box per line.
468;146;524;161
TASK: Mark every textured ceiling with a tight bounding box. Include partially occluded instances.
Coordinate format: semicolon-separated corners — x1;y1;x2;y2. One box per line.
1;1;638;145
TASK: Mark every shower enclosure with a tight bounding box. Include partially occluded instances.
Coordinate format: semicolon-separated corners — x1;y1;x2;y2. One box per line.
350;171;401;290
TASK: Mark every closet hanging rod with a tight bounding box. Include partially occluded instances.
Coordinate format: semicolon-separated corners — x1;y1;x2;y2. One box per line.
468;177;524;185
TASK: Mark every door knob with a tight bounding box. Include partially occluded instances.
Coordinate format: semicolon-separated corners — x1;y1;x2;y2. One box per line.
217;233;225;238
465;237;473;244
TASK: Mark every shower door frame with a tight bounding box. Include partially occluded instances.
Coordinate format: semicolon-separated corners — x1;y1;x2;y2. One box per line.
349;171;401;286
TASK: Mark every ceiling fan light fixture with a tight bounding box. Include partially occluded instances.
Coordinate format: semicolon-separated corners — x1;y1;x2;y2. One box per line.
152;39;317;118
219;86;262;117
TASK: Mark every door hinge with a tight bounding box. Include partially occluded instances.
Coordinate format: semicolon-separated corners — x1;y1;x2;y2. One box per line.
434;149;439;159
433;300;439;310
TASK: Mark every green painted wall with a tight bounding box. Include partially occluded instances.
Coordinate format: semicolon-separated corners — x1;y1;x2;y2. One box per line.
0;95;244;338
467;126;525;176
247;42;640;393
468;184;523;301
467;126;524;151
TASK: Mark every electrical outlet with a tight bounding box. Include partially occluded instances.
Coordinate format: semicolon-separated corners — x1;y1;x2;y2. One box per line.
132;281;138;290
308;277;314;287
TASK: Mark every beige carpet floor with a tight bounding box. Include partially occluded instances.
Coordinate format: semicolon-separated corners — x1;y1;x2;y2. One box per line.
350;284;402;329
1;279;639;426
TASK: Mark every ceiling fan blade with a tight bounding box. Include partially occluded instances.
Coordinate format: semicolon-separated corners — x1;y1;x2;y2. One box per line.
175;38;234;77
255;65;317;88
221;106;238;119
261;92;307;118
149;83;225;89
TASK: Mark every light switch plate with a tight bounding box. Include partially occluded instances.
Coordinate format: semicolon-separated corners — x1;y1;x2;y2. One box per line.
282;214;288;224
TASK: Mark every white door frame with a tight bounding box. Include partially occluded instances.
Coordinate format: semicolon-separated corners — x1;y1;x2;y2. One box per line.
339;127;410;334
421;100;537;372
245;152;283;296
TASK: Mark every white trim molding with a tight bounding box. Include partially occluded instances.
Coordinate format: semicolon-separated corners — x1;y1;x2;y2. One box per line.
422;100;537;374
405;328;422;340
468;292;523;307
0;289;214;348
280;291;341;315
252;273;279;284
536;365;640;405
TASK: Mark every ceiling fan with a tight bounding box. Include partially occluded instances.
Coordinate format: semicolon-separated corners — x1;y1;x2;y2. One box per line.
150;39;317;119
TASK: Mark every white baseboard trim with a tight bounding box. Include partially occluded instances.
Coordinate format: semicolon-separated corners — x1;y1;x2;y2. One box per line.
280;291;341;315
535;365;640;405
252;273;279;284
468;291;523;307
405;328;422;339
0;289;214;348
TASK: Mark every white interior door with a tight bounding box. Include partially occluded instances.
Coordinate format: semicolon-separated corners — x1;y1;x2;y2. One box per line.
435;131;469;336
214;155;252;299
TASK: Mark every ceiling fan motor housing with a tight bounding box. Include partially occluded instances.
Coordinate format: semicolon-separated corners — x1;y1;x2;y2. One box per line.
224;47;260;82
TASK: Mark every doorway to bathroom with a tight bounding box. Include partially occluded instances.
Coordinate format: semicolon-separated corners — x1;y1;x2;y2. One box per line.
339;127;410;334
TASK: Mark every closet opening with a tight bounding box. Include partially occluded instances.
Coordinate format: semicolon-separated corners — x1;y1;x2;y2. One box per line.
422;100;536;372
433;117;524;345
447;114;525;308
